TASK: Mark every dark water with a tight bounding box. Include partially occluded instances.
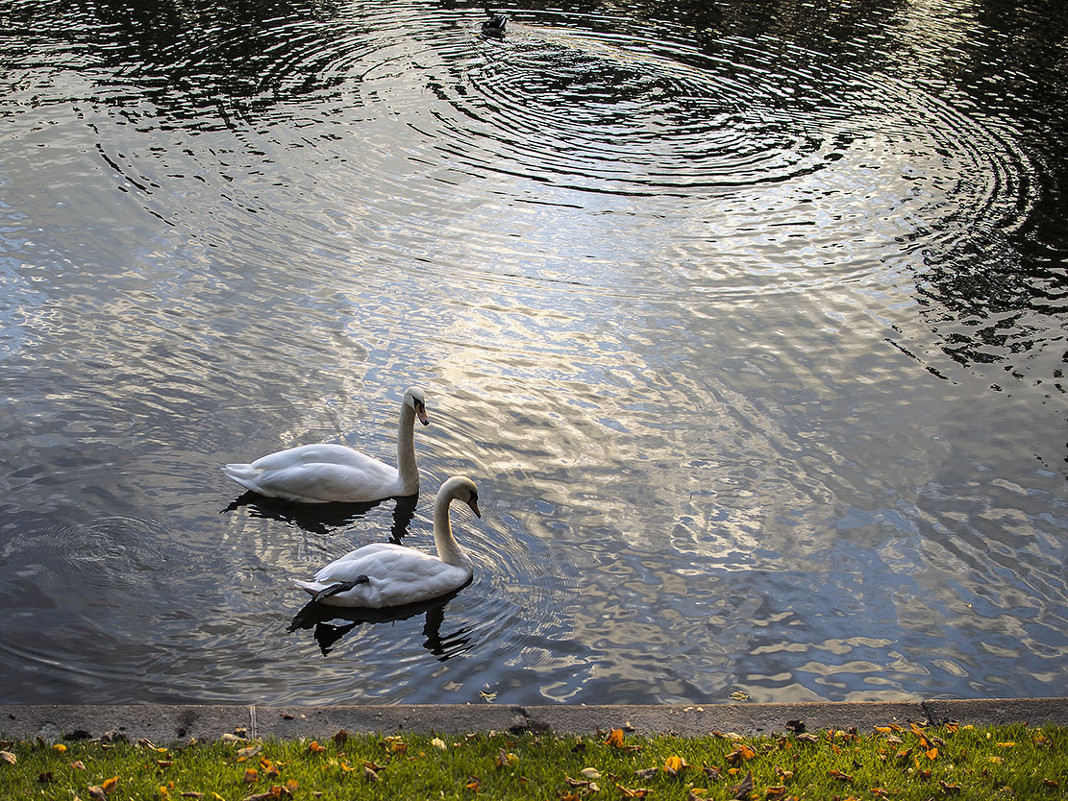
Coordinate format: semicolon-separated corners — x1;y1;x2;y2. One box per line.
1;0;1066;706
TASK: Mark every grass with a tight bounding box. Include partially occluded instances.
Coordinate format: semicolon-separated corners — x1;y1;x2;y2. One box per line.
1;722;1066;800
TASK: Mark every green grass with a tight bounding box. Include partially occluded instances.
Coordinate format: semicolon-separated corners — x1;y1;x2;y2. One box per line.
2;722;1065;800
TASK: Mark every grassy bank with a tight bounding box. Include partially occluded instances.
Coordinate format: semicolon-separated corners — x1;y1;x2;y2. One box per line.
2;722;1065;800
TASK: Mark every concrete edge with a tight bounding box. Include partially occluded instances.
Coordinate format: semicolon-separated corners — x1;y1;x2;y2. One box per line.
2;699;1067;744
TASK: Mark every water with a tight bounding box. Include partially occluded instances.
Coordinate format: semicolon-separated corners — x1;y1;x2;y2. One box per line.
1;0;1066;706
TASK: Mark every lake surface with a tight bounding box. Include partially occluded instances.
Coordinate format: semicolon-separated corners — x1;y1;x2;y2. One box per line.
1;0;1066;706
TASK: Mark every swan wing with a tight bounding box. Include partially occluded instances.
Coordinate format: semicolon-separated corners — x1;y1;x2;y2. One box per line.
224;456;400;503
248;444;381;471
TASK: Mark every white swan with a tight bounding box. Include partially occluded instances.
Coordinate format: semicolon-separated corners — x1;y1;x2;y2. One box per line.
292;475;481;608
222;386;429;503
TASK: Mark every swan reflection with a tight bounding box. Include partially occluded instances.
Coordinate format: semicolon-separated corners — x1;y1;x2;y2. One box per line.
223;492;417;540
287;592;473;659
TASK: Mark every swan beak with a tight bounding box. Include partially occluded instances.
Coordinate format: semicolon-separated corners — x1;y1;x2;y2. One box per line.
468;498;482;518
415;403;429;426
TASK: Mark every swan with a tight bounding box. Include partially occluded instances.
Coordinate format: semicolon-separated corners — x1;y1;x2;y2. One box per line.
292;475;481;608
222;386;429;503
481;13;506;36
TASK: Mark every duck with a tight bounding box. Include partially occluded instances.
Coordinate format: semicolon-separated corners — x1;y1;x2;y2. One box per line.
481;13;507;36
292;475;481;608
222;386;429;503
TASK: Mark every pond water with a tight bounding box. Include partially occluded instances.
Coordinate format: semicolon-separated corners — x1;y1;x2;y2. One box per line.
1;0;1066;706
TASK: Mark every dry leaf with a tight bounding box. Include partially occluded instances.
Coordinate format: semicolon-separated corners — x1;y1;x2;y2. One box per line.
101;776;120;794
663;755;688;775
636;767;659;780
764;786;787;798
71;760;86;771
86;787;106;801
52;743;67;753
605;729;626;748
617;785;652;798
729;770;753;800
939;780;961;794
1042;779;1060;788
581;767;601;780
0;751;16;765
431;738;447;751
363;765;380;782
243;768;258;784
306;741;326;754
725;744;756;763
828;769;853;783
236;745;262;761
796;733;819;743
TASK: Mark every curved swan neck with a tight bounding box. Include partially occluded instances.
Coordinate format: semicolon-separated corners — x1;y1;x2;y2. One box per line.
396;401;418;494
433;492;469;567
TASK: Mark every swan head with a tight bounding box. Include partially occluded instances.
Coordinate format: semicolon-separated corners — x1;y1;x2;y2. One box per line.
404;386;429;426
442;475;481;518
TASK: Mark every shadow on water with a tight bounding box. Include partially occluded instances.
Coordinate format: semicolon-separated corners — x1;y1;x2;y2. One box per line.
287;590;473;659
222;492;419;540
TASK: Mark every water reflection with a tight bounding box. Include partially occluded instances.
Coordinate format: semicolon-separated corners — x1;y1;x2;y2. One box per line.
288;592;472;658
223;492;418;539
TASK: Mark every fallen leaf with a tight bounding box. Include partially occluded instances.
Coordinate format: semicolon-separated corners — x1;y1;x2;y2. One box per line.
725;744;756;763
636;767;659;780
689;789;709;800
663;755;688;775
580;767;601;780
828;769;854;783
363;765;380;782
101;776;120;794
0;751;16;765
71;760;86;771
1042;779;1060;788
926;747;939;761
332;729;349;746
306;741;327;754
86;787;106;801
605;729;627;748
729;770;753;800
996;742;1016;748
236;745;262;761
939;780;961;794
431;737;447;751
465;776;480;792
38;772;55;784
53;743;67;753
774;766;793;781
764;786;787;798
796;733;819;743
496;750;518;768
243;768;258;784
617;785;652;798
730;691;751;701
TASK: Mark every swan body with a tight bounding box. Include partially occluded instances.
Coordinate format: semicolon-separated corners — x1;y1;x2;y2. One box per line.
223;387;429;503
293;476;481;608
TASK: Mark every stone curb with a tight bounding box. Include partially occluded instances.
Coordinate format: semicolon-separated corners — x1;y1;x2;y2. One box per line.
3;699;1067;744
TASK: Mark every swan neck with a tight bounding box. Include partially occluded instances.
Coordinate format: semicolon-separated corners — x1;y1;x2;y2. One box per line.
433;493;469;567
396;402;418;494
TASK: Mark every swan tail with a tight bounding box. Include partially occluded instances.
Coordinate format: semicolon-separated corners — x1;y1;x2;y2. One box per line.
222;464;263;493
293;576;370;602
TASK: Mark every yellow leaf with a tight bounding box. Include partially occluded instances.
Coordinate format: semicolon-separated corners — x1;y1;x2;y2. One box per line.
431;738;447;751
988;756;1003;764
874;726;893;734
52;743;67;753
996;742;1016;748
764;785;787;798
663;755;688;774
605;729;626;748
102;776;120;794
944;722;960;733
926;747;938;761
307;741;326;754
0;751;15;765
243;768;258;784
